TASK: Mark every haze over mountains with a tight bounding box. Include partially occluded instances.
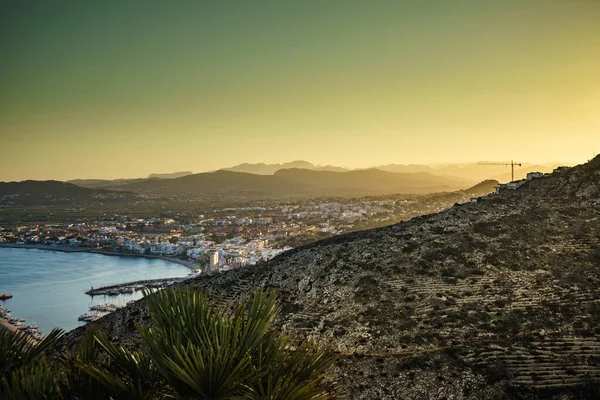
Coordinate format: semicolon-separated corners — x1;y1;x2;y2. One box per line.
61;160;565;186
76;168;474;199
59;160;565;190
375;162;563;183
0;160;568;205
221;161;349;175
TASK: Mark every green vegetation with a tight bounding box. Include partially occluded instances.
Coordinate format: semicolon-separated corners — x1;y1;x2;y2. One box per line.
0;289;335;399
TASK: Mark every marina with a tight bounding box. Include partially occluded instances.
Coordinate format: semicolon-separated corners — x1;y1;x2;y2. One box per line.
0;304;44;343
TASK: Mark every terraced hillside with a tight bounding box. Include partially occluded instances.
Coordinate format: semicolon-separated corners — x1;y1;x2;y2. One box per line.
66;156;600;399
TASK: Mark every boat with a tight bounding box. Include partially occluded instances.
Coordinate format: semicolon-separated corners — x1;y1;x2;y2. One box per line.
106;289;120;296
90;303;121;312
0;293;13;300
78;313;92;321
78;311;109;323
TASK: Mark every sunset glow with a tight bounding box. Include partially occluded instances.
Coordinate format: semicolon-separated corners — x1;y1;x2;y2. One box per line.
1;0;598;180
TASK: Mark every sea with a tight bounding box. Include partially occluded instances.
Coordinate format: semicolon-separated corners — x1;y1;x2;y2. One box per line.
0;247;190;334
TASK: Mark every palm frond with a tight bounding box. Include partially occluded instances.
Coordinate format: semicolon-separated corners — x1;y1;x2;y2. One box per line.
0;328;63;381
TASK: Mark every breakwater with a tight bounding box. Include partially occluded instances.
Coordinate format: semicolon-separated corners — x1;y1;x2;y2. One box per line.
85;277;188;296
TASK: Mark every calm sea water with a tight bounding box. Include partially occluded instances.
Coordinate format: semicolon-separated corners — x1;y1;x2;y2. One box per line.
0;247;190;334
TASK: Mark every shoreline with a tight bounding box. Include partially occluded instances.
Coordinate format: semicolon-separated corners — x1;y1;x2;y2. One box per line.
0;243;199;270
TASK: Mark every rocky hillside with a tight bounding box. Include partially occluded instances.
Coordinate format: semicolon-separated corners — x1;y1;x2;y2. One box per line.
65;156;600;399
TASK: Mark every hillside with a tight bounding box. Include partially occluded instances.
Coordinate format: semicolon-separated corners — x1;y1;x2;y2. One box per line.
66;178;145;189
462;179;499;194
64;156;600;399
147;171;193;179
376;162;564;183
66;172;192;189
274;168;472;195
117;168;474;199
119;170;306;198
0;181;135;206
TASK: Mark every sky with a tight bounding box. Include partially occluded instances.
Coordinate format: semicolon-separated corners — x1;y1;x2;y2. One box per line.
1;0;599;181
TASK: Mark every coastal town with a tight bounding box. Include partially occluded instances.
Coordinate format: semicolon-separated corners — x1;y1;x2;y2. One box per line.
0;186;498;272
0;175;549;341
0;180;514;341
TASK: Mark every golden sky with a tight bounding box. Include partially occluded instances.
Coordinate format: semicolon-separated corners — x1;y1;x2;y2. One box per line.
0;0;598;181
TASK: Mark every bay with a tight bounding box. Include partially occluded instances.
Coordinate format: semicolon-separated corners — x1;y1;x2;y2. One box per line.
0;247;190;334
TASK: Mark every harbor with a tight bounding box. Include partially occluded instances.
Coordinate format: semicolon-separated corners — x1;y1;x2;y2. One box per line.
1;247;193;335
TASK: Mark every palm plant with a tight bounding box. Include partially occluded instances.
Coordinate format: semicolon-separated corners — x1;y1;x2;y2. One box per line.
0;328;63;399
58;327;161;400
140;288;334;399
73;330;161;400
79;288;335;399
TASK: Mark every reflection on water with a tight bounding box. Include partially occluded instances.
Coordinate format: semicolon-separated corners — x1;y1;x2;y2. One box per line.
0;248;189;334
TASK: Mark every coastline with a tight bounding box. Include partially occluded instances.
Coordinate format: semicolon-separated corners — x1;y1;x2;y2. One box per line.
0;243;198;270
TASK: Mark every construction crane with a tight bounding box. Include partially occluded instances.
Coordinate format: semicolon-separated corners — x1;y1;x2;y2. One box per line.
477;160;522;182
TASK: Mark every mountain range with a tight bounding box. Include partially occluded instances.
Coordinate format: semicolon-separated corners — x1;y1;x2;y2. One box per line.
0;181;134;206
65;160;567;191
103;168;474;198
375;162;563;183
64;156;600;399
220;160;349;175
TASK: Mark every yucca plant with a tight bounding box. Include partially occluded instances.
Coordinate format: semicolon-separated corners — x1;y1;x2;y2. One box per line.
138;288;335;399
57;327;161;400
74;332;161;400
76;288;335;399
0;359;59;400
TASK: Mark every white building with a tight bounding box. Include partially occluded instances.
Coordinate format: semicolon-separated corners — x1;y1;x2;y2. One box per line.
209;251;219;271
526;172;544;180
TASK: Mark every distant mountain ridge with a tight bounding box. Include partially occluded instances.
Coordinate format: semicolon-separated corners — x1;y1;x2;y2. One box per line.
147;171;193;179
64;161;568;190
114;168;475;198
0;180;134;206
221;160;565;182
221;161;349;175
66;178;145;189
374;162;563;182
